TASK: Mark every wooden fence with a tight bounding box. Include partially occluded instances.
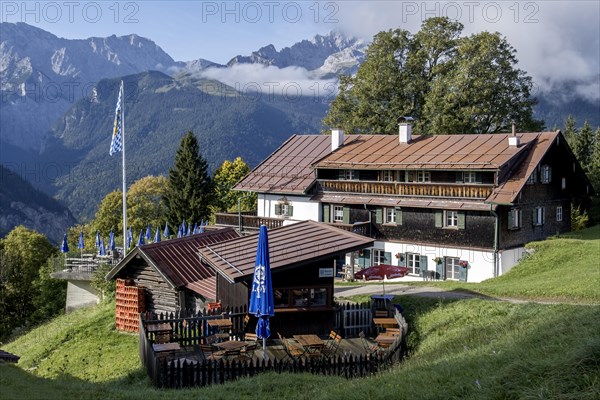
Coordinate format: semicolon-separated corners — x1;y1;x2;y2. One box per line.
139;304;408;389
337;302;374;337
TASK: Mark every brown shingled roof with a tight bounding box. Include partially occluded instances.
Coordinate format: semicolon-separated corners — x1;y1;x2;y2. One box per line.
234;134;357;194
106;228;239;298
486;131;559;204
199;221;374;283
315;133;548;170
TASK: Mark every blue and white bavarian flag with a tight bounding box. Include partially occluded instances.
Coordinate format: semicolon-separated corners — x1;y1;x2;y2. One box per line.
109;81;123;156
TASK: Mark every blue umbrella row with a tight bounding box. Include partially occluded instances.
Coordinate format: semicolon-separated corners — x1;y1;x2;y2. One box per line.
59;220;209;255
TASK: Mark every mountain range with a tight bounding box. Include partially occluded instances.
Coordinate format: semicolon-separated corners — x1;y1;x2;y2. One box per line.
1;22;598;238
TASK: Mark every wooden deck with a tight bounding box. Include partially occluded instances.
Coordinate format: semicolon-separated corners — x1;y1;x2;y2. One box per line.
165;337;368;364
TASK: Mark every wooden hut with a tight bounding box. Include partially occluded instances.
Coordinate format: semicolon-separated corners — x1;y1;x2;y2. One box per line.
199;220;374;335
105;228;239;314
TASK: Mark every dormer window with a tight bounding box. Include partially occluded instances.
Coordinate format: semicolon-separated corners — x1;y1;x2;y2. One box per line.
380;170;396;182
339;169;358;180
407;170;430;182
463;172;477;183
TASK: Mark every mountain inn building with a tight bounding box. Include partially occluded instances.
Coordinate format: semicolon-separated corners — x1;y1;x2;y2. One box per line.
221;123;593;283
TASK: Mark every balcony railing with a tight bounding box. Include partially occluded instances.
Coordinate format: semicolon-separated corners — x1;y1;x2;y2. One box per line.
317;180;494;199
214;213;285;231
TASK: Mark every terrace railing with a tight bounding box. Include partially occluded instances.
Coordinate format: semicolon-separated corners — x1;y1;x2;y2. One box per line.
317;179;494;199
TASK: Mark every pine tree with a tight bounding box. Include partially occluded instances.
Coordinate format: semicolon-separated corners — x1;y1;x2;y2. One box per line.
588;127;600;193
164;131;212;228
563;115;578;147
573;121;594;174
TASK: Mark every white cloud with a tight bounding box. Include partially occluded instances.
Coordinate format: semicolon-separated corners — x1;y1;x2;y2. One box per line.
197;64;338;102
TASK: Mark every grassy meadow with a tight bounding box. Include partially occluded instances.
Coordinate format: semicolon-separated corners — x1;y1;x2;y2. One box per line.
2;225;599;399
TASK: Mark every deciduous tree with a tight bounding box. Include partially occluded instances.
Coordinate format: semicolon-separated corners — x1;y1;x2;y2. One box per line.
324;17;543;134
212;157;256;213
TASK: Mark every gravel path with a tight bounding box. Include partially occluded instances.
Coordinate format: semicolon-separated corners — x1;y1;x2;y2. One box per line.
333;283;595;305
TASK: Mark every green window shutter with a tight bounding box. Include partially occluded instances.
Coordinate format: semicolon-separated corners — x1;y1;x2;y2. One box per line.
508;210;514;229
384;252;392;265
459;265;468;282
287;205;293;216
475;172;483;184
434;210;443;228
343;206;350;224
532;208;536;226
435;259;445;280
274;204;281;215
323;204;330;222
419;255;428;277
395;207;403;226
375;208;383;224
455;172;463;183
542;207;545;225
457;212;466;229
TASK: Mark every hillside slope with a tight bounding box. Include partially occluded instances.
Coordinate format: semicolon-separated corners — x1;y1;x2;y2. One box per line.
3;228;599;399
0;165;75;242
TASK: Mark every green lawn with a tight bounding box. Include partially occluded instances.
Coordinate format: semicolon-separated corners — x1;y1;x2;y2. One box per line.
2;226;599;399
403;225;600;303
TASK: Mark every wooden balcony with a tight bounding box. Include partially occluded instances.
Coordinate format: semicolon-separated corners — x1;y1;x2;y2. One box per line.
317;180;494;199
214;213;285;231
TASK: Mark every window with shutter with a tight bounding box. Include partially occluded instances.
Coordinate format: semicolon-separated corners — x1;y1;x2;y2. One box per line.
287;205;294;216
419;255;428;277
323;204;330;223
274;204;282;215
395;207;403;226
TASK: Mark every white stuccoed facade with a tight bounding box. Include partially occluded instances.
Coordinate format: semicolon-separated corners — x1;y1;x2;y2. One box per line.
257;193;524;283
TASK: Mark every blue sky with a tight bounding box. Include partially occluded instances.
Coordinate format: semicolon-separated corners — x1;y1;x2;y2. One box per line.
2;1;599;100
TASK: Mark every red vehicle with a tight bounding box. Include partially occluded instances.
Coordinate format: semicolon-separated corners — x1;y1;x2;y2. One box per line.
354;264;410;281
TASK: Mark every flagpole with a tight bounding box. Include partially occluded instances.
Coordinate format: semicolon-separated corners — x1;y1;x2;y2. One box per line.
120;80;127;254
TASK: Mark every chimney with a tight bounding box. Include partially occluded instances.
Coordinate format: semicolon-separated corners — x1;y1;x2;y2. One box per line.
331;129;345;151
508;121;520;147
398;116;414;144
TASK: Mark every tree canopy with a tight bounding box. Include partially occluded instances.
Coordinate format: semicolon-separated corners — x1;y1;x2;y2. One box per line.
212;157;256;213
164;131;212;227
324;17;544;135
0;226;60;339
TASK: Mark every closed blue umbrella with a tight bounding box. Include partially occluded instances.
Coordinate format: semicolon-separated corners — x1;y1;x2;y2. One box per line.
109;229;116;251
145;224;152;240
127;227;133;249
137;229;145;246
186;223;192;236
78;231;85;250
199;220;205;234
60;234;69;253
99;238;106;256
77;231;85;257
177;225;183;238
95;231;101;248
154;226;161;243
181;220;186;235
192;222;198;234
249;225;274;360
163;222;170;239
